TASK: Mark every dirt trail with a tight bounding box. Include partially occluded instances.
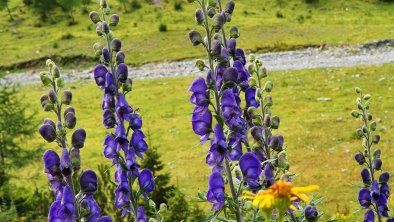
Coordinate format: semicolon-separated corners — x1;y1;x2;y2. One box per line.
1;40;394;85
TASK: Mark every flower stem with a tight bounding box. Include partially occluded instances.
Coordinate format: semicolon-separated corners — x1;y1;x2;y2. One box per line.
224;157;243;222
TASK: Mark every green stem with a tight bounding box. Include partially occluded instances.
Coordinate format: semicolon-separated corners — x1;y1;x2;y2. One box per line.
224;157;243;222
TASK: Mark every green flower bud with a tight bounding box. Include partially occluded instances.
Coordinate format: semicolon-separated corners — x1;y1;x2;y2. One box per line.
229;26;240;38
109;14;119;26
40;72;52;86
122;78;133;92
62;90;72;105
256;88;263;99
212;13;225;32
148;199;156;209
100;0;107;8
370;122;377;131
249;54;256;63
55;77;65;89
278;151;288;169
188;30;203;46
372;134;380;144
245;201;253;210
89;11;101;24
93;42;103;51
264;81;273;92
96;22;103;36
356;128;363;137
70;148;81;171
52;65;60;78
355;87;362;94
207;7;216;18
259;66;268;78
351;110;360;118
46;59;53;67
40;94;50;108
362;125;369;134
271;116;280;129
149;219;157;222
363;94;371;100
247;107;257;118
248;77;258;88
43;103;54;112
159;203;167;212
367;113;372;121
56;121;64;135
357;102;363;110
196;60;206;71
48;89;57;103
264;95;273;107
365;101;370;110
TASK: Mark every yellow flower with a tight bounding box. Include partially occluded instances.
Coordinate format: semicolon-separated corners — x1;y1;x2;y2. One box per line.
243;180;319;212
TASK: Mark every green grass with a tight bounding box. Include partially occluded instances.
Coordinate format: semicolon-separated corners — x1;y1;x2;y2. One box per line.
0;0;394;70
11;63;394;219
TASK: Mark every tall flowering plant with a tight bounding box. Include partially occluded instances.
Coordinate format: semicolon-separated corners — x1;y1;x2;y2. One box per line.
39;60;111;221
187;0;319;221
351;88;393;222
88;0;155;220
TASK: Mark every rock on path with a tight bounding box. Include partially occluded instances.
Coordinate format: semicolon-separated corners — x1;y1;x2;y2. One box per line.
1;40;394;85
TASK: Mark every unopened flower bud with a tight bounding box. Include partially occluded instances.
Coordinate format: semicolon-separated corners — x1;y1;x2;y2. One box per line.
65;112;77;129
212;13;225;32
264;81;273;92
122;78;133;93
39;124;57;142
102;21;110;34
351;110;360;118
374;149;381;159
379;172;390;184
110;14;119;26
72;128;86;149
223;67;238;83
354;153;366;165
55;77;65;88
372;135;380;144
374;159;382;171
363;94;371;100
188;30;203;46
40;94;50;107
361;168;371;186
60;148;72;177
357;102;363;110
102;47;110;63
159;203;167;212
362;125;368;134
116;51;125;64
70;148;80;171
305;206;318;222
229;26;239;38
271;116;280;129
211;40;221;58
247;107;256;118
227;38;236;55
248;77;257;88
96;22;103;36
195;60;206;71
251;126;262;141
111;38;121;52
46;59;53;67
48;89;57;103
89;11;101;24
149;199;156;209
245;201;253;210
367;113;372;121
195;9;204;25
80;169;98;194
264;114;271;127
260;66;268;78
278;151;288;169
207;7;216;18
355;87;362;94
149;219;157;222
44;118;56;129
40;72;51;86
100;0;107;8
269;135;284;151
265;95;273;107
62;90;72;105
225;0;235;14
356;128;363;137
64;107;75;116
370;122;376;131
80;199;90;217
52;65;60;78
116;63;128;83
249;54;256;63
56;121;64;135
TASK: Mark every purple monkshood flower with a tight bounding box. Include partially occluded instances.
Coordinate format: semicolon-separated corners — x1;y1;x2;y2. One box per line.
103;134;118;164
234;48;246;65
364;210;375;222
130;130;148;159
103;109;116;129
263;163;275;187
94;64;108;89
304;205;318;222
138;169;155;194
221;89;246;136
114;166;131;214
43;150;61;176
130;114;142;130
206;124;227;172
48;186;75;222
228;137;243;161
136;206;148;222
245;88;259;108
80;169;98;195
206;172;225;211
102;92;115;110
115;122;129;153
126;148;140;177
233;60;250;90
359;188;372;208
189;77;210;110
116;93;133;121
191;106;212;143
60;148;72;177
105;72;116;95
239;152;262;188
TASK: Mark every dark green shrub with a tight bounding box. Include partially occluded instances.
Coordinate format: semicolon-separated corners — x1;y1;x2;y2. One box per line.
174;1;182;11
159;23;167;32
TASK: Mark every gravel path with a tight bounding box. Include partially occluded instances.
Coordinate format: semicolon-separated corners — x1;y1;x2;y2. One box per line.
1;40;394;85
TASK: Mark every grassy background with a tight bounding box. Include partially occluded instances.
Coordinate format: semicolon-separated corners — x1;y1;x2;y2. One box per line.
10;63;394;219
0;0;393;70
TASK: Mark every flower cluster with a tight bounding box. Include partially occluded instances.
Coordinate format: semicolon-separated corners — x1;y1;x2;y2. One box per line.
39;60;111;221
351;87;392;221
89;0;154;219
187;0;319;221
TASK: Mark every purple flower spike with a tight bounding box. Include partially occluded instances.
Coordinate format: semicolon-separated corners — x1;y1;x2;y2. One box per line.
206;172;225;211
43;150;60;176
130;130;148;158
94;64;108;89
60;148;72;177
239;152;262;188
105;72;116;95
364;210;375;222
138;169;155;193
191;107;212;142
80;169;98;194
358;188;372;208
136;206;148;222
245;88;259;108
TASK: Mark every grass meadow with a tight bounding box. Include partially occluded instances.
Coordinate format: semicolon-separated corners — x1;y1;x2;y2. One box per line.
10;63;394;219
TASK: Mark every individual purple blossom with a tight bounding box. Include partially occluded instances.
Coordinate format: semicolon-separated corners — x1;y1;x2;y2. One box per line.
263;163;275;187
228;137;243;161
126;148;140;177
93;64;108;89
79;169;98;195
116;63;128;83
191;107;212;143
43;150;61;176
48;186;75;222
239;152;262;188
364;210;375;222
138;169;155;194
71;128;86;149
114;166;131;214
233;60;250;90
115;122;129;153
60;148;72;177
102;92;115;110
130;114;142;130
304;205;318;222
39;124;57;142
105;72;116;95
103;134;117;162
116;93;133;121
130;130;148;159
359;188;372;208
136;206;148;222
189;77;210;110
206;172;225;211
206;124;227;171
245;88;259;108
103;109;116;128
